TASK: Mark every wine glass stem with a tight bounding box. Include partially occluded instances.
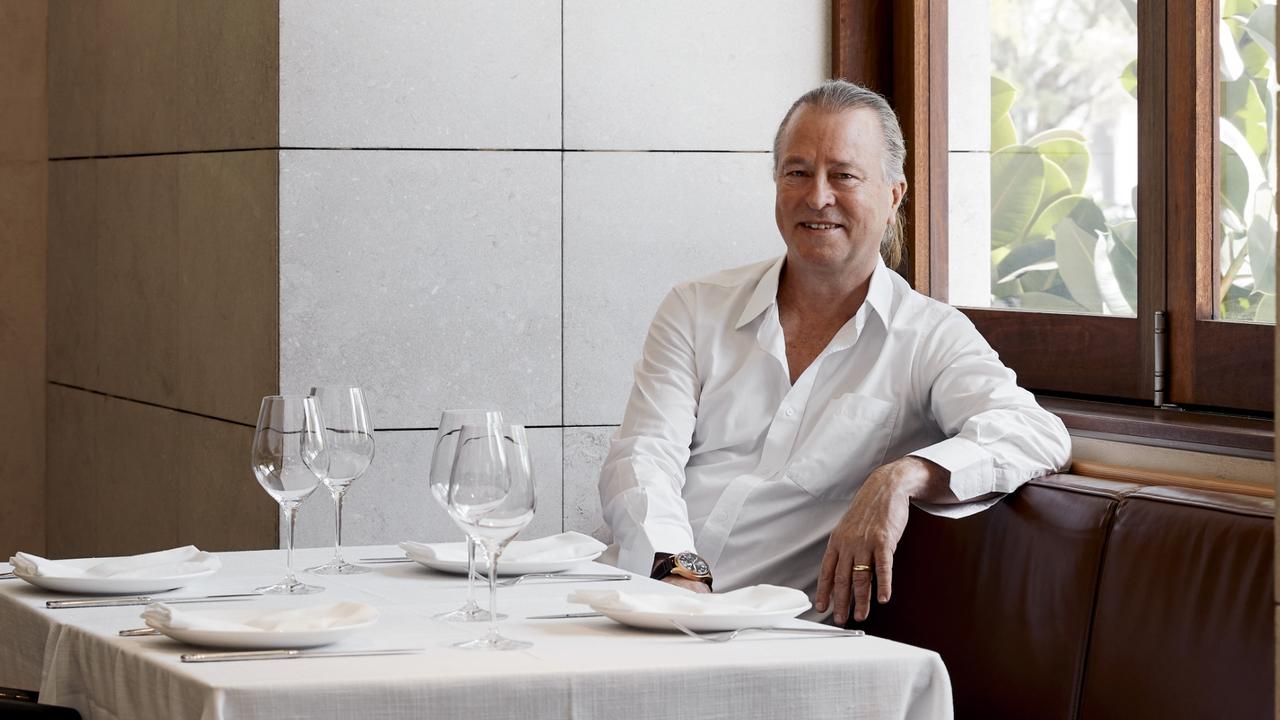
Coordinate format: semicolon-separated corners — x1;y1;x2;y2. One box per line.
332;489;346;563
284;503;299;585
485;542;500;641
466;537;478;607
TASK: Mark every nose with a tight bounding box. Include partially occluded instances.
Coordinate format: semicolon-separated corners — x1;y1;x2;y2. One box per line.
804;175;835;210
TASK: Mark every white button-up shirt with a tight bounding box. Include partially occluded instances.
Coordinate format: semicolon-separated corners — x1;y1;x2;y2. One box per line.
600;256;1071;597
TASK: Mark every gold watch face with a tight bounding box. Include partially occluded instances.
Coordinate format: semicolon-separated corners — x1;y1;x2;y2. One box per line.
675;551;710;577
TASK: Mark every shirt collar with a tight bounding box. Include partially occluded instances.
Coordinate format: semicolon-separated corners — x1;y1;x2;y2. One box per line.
735;256;786;329
734;255;895;330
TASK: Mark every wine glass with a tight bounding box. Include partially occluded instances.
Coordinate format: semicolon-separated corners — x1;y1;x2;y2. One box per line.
448;423;536;651
429;409;505;622
250;395;327;594
306;386;375;575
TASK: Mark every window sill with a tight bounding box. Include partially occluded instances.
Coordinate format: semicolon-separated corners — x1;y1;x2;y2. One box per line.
1038;396;1274;461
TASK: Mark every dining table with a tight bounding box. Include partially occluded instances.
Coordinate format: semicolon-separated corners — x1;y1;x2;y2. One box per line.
0;545;953;720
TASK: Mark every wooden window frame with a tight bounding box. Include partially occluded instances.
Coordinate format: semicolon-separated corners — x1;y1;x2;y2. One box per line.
833;0;1275;416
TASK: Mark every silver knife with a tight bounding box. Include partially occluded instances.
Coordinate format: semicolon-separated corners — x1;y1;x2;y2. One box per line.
182;647;425;663
47;593;260;609
526;611;606;619
119;627;163;636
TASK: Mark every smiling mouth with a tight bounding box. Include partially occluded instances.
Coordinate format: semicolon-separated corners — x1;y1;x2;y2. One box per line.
799;222;843;230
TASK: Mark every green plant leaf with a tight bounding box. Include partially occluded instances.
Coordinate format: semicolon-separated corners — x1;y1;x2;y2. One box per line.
1025;129;1088;146
1095;232;1135;316
995;238;1056;284
1221;144;1251;220
1033;138;1090;194
990;146;1046;248
1026;194;1107;242
1119;59;1138;98
993;277;1022;300
992;114;1017;150
1254;293;1276;322
991;76;1018;120
1018;269;1059;294
1108;222;1138;311
1038;157;1073;213
1246;5;1276;59
1247;214;1276;294
1221;76;1270;155
1221;18;1246;80
1224;0;1260;19
1220;118;1266;220
1053;217;1104;312
1017;291;1089;313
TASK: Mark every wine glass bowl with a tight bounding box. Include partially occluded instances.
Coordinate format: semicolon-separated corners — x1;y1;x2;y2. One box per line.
251;395;327;595
306;386;375;576
448;423;537;651
429;409;505;622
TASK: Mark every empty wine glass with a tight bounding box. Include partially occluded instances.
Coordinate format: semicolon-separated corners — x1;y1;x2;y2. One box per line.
306;386;375;575
251;395;327;595
448;423;536;651
429;409;505;622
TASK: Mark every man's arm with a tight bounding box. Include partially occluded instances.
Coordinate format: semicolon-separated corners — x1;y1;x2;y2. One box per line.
599;288;705;578
817;308;1070;624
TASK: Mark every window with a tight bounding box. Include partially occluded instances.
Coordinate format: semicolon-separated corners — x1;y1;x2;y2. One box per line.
834;0;1275;416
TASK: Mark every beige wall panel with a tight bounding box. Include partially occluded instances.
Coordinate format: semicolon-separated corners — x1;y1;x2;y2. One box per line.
47;159;98;387
45;386;102;558
177;151;279;425
96;156;180;406
0;161;47;558
177;414;275;551
0;2;46;162
97;0;178;155
47;0;98;158
95;396;180;555
179;0;279;151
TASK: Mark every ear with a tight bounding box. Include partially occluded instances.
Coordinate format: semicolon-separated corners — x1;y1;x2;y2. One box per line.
887;179;907;219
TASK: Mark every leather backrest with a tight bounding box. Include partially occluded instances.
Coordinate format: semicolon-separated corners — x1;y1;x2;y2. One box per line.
854;475;1136;719
1077;486;1275;720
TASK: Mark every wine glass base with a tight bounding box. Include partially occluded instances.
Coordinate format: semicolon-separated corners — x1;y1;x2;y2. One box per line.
453;634;532;651
433;605;507;622
255;579;325;595
305;559;372;575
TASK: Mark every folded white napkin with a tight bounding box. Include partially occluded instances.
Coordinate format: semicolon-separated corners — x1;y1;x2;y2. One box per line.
569;584;809;615
142;601;378;633
9;546;220;579
400;531;606;564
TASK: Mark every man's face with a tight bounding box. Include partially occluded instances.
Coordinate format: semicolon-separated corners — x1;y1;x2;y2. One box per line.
774;105;906;276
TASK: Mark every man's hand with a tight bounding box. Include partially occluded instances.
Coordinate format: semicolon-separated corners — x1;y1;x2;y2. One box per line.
661;576;712;593
815;456;947;624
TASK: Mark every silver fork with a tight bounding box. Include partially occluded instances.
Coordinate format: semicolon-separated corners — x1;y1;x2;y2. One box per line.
668;619;865;643
495;572;629;588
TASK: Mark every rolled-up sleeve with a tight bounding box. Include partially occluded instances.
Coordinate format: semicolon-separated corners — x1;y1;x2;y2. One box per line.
599;288;702;574
908;307;1071;516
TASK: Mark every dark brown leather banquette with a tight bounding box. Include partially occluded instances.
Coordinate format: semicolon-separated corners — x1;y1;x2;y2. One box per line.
851;474;1274;720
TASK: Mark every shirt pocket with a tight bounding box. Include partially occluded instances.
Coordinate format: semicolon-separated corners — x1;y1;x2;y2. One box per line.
785;394;898;500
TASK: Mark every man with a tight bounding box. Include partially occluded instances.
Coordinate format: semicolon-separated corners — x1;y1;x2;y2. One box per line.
598;80;1071;625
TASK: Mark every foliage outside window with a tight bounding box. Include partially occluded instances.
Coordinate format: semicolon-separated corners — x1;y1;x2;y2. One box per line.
982;0;1276;324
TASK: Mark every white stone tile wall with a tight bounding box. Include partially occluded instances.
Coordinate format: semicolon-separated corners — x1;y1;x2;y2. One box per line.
279;1;830;548
947;0;993;307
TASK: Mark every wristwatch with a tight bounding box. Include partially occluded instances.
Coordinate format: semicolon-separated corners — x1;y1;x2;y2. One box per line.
651;551;713;589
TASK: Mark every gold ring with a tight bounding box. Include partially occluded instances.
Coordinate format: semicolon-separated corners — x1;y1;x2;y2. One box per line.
852;564;872;572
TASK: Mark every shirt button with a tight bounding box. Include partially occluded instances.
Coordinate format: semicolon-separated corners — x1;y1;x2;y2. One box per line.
784;407;796;418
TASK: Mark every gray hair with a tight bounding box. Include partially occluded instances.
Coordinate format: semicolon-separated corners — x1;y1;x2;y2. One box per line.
772;80;908;269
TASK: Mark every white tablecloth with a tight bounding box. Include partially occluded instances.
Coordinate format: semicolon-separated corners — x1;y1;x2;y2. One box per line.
0;545;952;720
